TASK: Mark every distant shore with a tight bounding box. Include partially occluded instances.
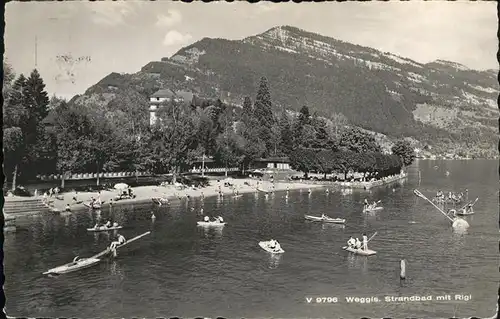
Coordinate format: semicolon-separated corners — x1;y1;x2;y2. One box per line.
41;178;325;213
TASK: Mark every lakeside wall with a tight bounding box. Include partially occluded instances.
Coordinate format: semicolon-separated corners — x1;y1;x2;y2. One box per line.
292;172;408;190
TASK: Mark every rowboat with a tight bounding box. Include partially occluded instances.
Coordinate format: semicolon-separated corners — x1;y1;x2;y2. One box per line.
233;194;243;198
152;197;169;205
43;231;151;275
342;246;377;256
87;225;123;232
363;206;383;213
259;241;285;254
43;257;101;275
455;208;474;216
197;221;226;227
304;215;346;224
83;201;105;210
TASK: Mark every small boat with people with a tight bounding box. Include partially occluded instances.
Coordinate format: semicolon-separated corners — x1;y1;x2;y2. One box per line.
87;220;123;232
151;197;169;205
304;214;346;224
363;199;383;212
197;216;226;227
414;189;470;230
259;239;284;254
83;198;105;210
453;198;478;216
342;232;378;256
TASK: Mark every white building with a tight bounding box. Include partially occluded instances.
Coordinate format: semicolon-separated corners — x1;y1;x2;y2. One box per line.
149;89;194;126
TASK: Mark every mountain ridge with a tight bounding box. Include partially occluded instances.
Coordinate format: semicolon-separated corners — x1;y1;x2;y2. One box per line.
74;25;498;157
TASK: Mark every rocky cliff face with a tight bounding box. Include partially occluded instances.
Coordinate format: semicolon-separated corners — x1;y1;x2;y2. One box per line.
74;25;498;156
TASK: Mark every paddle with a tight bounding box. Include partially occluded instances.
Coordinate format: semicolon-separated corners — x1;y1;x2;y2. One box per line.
367;231;378;243
413;189;454;223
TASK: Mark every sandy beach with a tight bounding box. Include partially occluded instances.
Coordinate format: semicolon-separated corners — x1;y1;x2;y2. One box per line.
45;178;326;212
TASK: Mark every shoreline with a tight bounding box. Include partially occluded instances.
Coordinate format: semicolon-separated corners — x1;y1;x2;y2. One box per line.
40;179;326;213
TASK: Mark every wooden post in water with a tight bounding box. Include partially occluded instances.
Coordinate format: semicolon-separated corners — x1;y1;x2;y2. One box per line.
400;259;406;280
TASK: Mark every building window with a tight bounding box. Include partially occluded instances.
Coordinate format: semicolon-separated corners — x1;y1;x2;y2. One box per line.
156;97;160;101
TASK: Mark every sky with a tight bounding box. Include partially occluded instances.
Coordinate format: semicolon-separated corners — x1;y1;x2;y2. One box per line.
5;1;498;99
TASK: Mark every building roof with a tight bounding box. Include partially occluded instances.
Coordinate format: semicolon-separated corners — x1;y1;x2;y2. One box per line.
257;157;290;163
175;90;194;102
151;89;175;98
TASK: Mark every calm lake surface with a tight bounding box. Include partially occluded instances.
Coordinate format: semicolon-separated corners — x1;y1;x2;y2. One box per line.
4;160;498;318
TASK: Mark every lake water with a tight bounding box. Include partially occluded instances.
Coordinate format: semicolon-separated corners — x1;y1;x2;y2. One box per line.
4;160;498;318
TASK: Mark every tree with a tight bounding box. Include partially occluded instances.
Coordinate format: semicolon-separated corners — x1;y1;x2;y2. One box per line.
149;101;201;183
277;109;294;155
289;148;318;178
3;127;24;190
391;139;416;167
339;127;382;154
241;96;253;125
253;77;275;155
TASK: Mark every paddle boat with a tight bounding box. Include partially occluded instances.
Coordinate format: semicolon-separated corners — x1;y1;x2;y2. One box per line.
342;246;377;256
197;216;226;227
304;214;346;224
259;240;284;254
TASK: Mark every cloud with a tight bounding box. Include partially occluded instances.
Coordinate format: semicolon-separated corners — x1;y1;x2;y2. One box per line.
256;2;279;13
163;30;193;46
87;2;138;26
156;10;182;27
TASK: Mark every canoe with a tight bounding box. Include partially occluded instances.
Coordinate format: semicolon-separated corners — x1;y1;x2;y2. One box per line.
363;206;383;213
342;246;377;256
197;221;226;227
87;226;123;232
43;257;101;275
304;215;346;224
259;241;285;254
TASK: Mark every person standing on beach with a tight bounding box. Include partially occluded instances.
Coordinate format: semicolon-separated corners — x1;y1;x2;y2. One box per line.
49;188;53;197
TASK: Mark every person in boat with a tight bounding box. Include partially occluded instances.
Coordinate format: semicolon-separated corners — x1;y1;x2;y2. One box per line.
110;234;126;251
204;216;210;222
362;233;368;251
274;240;281;251
217;216;224;223
364;199;369;210
347;236;355;248
355;238;362;249
113;222;119;227
321;214;327;219
105;220;112;228
65;204;71;212
269;239;277;249
94;222;100;229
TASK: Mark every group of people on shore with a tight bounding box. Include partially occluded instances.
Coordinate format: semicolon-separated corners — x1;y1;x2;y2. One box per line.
347;234;368;251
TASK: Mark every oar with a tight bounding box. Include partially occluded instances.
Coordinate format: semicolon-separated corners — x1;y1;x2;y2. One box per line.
367;231;378;243
413;189;454;223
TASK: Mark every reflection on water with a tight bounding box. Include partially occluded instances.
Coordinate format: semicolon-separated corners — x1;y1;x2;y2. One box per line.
110;260;125;279
267;253;282;269
321;223;345;231
200;226;224;239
